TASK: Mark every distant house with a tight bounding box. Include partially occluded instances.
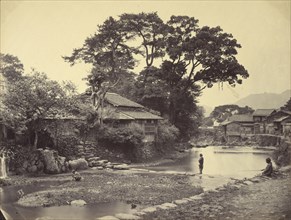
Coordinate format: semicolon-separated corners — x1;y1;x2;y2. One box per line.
220;114;253;142
81;92;163;142
252;109;276;134
266;110;291;136
253;109;276;122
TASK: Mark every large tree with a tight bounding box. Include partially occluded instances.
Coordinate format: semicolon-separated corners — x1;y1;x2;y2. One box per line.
64;13;249;137
64;17;139;124
119;12;167;67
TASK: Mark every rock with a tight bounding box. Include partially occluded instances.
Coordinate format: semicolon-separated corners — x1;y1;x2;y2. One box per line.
87;157;101;162
97;166;104;170
75;145;84;150
115;213;141;220
68;159;89;171
189;195;203;200
96;216;119;220
29;165;38;173
105;163;114;169
174;199;189;205
36;162;44;171
114;164;130;170
243;181;254;185
42;150;61;174
22;160;29;169
141;206;158;213
35;217;55;220
70;199;87;206
250;177;261;183
157;203;177;210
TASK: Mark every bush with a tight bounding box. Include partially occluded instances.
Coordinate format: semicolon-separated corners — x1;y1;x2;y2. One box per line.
97;124;144;148
53;136;79;158
7;144;31;171
156;121;179;152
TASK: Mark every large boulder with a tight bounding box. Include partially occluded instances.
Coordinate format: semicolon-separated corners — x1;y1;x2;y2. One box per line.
42;150;61;174
68;158;88;171
25;149;69;174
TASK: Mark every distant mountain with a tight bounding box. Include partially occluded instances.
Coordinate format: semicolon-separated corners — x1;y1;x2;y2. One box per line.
235;90;291;109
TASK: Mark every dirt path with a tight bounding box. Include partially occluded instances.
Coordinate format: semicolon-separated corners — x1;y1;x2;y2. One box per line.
144;171;291;220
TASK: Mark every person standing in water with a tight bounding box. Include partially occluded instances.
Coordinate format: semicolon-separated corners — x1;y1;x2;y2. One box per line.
198;154;204;174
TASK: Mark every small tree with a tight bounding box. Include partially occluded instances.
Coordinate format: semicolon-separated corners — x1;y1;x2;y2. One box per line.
2;71;77;150
281;98;291;111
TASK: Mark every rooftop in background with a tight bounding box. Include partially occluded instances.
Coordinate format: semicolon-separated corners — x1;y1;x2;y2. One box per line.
228;114;253;122
253;109;276;116
105;93;144;108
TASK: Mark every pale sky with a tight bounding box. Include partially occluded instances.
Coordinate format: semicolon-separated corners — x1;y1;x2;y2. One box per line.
1;0;290;108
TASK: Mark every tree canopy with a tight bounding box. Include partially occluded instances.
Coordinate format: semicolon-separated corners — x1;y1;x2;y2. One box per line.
64;12;249;137
0;53;24;81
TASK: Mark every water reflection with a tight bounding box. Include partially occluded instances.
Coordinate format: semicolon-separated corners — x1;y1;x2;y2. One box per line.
147;146;272;178
0;182;137;220
1;202;136;220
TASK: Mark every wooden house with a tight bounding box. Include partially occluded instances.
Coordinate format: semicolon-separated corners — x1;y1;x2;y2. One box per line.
220;114;254;142
102;93;163;142
266;110;291;136
252;109;276;134
80;92;163;142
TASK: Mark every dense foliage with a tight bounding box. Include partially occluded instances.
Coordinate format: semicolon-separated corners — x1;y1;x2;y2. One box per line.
2;70;78;149
97;124;144;148
156;121;180;152
0;53;24;82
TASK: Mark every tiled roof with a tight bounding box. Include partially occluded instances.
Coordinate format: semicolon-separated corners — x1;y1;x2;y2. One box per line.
105;110;163;120
121;110;163;120
220;120;236;126
281;110;291;115
253;109;276;116
105;93;144;108
229;114;253;122
274;115;291;122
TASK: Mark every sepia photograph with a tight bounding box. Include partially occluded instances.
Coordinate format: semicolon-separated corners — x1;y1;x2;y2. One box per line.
0;0;290;219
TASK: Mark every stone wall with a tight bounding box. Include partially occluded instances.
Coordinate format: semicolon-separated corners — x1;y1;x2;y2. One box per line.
273;139;291;167
253;134;281;146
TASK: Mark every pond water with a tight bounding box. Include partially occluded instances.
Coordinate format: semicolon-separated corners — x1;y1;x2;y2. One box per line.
0;146;273;220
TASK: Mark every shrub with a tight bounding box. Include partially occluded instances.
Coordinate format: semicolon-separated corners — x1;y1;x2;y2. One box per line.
156;121;179;152
53;136;79;158
6;144;31;171
97;123;144;148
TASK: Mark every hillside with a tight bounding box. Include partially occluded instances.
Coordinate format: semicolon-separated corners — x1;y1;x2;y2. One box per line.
235;90;290;109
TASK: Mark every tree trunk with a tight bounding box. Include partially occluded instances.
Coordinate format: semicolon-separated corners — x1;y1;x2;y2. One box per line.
169;100;176;125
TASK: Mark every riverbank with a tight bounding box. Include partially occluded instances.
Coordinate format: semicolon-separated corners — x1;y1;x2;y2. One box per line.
142;167;291;220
